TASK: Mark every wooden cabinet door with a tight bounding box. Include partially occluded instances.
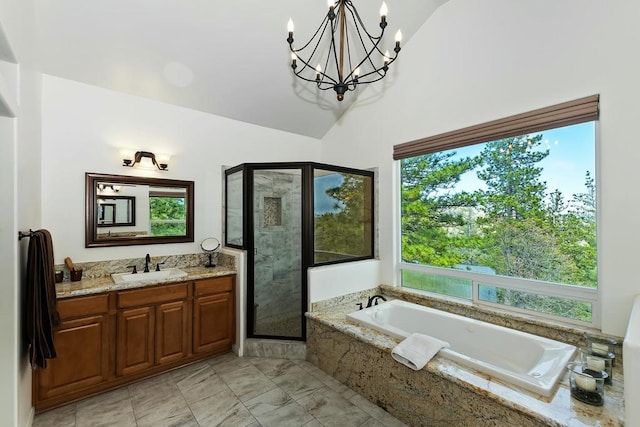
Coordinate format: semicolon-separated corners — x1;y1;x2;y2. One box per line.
193;292;234;354
156;300;189;365
37;314;109;399
116;306;154;376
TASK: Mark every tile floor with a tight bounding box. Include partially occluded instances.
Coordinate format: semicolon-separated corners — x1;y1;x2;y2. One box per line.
33;353;406;427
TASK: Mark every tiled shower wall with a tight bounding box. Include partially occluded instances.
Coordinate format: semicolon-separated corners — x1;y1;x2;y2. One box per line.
253;170;303;336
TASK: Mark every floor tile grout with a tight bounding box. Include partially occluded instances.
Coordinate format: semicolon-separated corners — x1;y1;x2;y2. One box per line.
33;353;404;427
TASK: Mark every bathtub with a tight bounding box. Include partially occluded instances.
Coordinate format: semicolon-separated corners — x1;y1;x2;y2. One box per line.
346;299;576;397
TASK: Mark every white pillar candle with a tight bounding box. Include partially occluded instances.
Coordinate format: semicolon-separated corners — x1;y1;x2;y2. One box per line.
587;356;606;372
575;374;597;392
590;342;609;356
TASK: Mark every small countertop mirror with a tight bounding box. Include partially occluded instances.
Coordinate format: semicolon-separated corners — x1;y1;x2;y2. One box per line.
201;237;220;268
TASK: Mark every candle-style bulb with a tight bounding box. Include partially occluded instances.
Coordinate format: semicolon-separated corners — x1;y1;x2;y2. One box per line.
327;0;334;8
379;2;388;28
384;50;390;63
394;29;402;53
316;64;322;81
287;18;294;33
380;2;388;17
354;67;360;78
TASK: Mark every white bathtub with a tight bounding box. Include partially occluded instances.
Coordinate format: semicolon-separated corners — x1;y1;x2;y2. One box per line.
346;299;575;396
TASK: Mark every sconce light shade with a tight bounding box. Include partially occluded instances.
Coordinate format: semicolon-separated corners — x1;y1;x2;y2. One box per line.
98;184;120;192
122;151;169;171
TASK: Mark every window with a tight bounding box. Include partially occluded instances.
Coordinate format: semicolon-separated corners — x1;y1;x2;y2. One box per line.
149;189;187;236
313;168;374;264
395;96;599;325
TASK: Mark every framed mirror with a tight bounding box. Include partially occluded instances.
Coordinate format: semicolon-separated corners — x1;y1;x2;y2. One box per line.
86;172;194;247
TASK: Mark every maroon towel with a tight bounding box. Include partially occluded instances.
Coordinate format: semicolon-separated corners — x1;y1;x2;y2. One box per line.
24;229;60;369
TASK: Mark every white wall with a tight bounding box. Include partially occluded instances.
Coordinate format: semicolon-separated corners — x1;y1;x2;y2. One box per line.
41;75;322;264
321;0;640;338
0;0;42;426
308;260;380;303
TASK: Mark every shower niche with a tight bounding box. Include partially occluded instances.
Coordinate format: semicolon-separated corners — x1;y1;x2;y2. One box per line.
225;162;374;341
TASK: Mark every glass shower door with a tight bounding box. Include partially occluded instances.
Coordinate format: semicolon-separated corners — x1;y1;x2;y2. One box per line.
250;168;303;339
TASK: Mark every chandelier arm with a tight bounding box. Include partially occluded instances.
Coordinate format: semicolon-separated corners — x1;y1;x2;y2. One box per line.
355;55;399;83
293;14;331;52
344;16;355;82
341;3;388;83
322;23;338;85
350;70;388;85
291;20;339;85
291;18;330;69
351;50;400;83
292;71;337;90
329;8;344;83
345;1;383;42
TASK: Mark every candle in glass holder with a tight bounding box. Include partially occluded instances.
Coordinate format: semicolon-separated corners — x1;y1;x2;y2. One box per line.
590;342;609;356
575;374;596;392
567;362;605;406
586;356;606;372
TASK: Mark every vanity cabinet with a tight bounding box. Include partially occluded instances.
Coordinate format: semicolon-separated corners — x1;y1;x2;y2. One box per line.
34;274;235;413
36;294;110;400
193;276;234;354
156;300;189;365
116;282;189;375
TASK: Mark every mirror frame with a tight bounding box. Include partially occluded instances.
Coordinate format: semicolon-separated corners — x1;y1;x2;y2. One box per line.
86;172;195;247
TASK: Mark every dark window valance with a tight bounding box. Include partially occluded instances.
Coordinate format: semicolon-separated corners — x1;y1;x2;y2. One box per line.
393;95;599;160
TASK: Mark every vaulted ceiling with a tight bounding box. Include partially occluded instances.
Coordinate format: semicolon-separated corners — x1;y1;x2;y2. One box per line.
34;0;447;138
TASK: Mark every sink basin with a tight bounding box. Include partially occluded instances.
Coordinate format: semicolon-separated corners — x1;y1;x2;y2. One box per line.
111;268;188;285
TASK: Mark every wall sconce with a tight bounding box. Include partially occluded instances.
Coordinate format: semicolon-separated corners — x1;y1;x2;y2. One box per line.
122;150;170;171
98;184;121;192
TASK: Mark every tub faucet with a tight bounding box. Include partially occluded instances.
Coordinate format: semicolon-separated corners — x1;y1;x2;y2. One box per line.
144;254;151;273
366;295;387;308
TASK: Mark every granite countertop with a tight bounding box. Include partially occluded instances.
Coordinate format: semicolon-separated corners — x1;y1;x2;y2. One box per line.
55;266;236;299
307;302;625;427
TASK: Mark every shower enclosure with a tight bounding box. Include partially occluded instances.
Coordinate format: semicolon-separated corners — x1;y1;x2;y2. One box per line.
224;162;374;341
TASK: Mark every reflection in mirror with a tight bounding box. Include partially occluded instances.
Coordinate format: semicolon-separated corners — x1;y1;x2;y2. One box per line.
149;187;187;236
96;195;135;227
86;173;194;247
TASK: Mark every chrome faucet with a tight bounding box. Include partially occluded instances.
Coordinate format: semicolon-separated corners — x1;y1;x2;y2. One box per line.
366;294;387;308
144;254;151;273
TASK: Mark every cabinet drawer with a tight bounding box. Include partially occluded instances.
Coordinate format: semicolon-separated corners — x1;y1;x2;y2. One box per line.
57;294;109;319
194;276;233;296
118;283;188;308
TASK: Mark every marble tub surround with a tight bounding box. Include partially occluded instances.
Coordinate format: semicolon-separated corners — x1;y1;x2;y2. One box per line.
306;303;624;426
311;287;383;312
54;251;235;282
378;284;624;366
55;265;236;299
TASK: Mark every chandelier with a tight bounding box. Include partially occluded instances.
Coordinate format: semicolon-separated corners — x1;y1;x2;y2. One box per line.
287;0;402;101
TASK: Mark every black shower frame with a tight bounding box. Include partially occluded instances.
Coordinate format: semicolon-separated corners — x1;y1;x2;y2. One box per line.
224;162;375;341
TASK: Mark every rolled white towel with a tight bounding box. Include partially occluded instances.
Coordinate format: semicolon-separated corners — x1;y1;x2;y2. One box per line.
391;333;450;370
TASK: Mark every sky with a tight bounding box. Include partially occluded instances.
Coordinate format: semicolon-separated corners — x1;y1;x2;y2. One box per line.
313;122;596;215
314;173;344;214
443;122;596;200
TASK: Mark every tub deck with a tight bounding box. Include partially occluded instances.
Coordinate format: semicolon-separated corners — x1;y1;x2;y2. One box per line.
346;300;576;397
306;299;624;427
